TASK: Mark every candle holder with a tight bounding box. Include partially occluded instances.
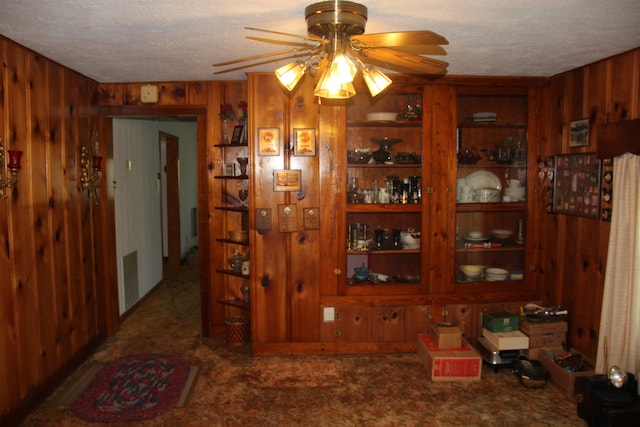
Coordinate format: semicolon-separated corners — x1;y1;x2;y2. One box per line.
80;127;102;205
0;138;23;199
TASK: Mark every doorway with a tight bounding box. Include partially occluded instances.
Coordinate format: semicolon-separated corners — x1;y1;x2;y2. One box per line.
160;132;182;266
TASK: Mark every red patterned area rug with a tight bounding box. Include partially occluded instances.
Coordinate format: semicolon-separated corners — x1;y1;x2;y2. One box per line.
71;354;193;423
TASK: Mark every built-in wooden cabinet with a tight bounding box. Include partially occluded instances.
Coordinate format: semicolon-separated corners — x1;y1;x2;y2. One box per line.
342;90;426;296
454;93;529;288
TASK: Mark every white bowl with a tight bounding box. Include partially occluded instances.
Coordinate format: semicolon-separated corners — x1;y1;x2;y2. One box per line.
490;229;513;240
474;188;501;202
485;267;510;280
460;264;483;278
366;112;398;121
400;231;420;249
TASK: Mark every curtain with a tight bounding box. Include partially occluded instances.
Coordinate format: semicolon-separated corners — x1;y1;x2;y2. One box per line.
596;153;640;381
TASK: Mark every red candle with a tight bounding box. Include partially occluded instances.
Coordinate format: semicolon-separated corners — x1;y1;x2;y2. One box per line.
92;155;102;171
7;150;23;169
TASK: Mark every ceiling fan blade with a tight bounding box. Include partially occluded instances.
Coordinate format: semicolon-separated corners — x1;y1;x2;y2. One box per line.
213;53;313;75
245;27;325;43
212;46;313;67
355;47;448;75
383;45;447;56
352;31;449;48
246;36;319;49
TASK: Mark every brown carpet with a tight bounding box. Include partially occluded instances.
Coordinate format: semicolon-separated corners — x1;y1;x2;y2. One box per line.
21;264;586;426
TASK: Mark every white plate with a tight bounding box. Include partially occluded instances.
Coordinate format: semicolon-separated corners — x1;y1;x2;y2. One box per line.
463;233;489;242
465;170;502;191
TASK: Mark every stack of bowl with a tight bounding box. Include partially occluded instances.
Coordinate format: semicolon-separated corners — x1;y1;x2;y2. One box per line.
504;185;526;201
485;267;510;281
459;264;483;279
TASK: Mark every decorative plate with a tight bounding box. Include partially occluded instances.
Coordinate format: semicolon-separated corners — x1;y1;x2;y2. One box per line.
464;170;502;191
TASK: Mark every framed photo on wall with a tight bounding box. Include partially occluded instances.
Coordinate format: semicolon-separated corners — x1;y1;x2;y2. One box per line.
553;152;601;218
293;128;316;156
258;127;280;156
570;118;590;147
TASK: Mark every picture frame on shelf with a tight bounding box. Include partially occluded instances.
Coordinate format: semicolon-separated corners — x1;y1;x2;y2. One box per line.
569;118;590;147
230;125;244;144
223;163;235;176
258;127;280;156
553;152;601;218
293;128;316;156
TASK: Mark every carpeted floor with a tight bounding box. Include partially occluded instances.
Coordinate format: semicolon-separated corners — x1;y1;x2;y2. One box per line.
21;264;587;426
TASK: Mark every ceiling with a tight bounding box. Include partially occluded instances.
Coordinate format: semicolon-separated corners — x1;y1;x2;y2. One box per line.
1;0;639;83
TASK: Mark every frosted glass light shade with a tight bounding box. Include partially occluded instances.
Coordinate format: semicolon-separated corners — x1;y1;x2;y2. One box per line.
275;61;307;91
362;65;392;97
313;67;356;99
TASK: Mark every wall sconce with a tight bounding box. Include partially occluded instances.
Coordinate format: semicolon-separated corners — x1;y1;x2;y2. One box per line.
0;138;23;199
80;126;102;204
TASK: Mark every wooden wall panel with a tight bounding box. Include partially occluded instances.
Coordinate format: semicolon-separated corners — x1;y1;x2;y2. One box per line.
0;36;102;422
249;74;290;344
287;76;321;342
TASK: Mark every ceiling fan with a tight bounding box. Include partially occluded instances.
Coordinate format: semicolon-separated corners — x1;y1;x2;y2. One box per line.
212;0;448;99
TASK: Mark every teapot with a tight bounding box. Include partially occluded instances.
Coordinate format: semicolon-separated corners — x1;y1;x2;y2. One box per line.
353;263;370;280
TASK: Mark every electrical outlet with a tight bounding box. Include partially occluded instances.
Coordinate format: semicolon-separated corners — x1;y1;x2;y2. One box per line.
323;306;335;323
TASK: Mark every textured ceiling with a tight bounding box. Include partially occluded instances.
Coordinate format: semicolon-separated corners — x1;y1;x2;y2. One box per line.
1;0;639;83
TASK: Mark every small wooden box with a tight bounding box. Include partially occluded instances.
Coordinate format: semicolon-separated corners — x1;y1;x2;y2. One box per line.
426;320;462;349
417;334;482;381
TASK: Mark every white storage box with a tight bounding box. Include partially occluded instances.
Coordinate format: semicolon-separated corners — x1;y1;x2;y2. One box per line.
482;328;529;350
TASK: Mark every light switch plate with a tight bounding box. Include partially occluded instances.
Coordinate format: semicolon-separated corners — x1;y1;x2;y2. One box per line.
140;85;158;103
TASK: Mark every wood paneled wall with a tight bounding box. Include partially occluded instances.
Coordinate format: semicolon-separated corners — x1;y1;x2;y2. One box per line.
538;48;640;360
1;36;102;421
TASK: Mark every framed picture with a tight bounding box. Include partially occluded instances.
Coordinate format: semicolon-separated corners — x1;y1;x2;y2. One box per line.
553;152;601;218
570;118;590;147
230;125;244;144
258;127;280;156
223;163;235;176
273;169;302;192
293;128;316;156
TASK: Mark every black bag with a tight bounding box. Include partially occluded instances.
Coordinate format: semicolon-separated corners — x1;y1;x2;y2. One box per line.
512;355;549;388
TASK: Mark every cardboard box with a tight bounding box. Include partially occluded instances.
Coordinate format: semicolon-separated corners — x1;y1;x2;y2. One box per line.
537;347;595;400
527;332;566;348
482;311;519;332
520;320;568;335
426;320;462;349
482;328;530;350
417;334;482;381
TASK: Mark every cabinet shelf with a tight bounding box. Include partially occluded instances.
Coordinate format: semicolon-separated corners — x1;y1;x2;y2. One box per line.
455;245;525;253
348;248;420;255
347;120;421;128
347;163;421;168
216;237;249;246
456;202;526;212
214;142;249;148
347;204;421;213
457;122;526;129
215;206;248;213
214;175;248;180
217;299;250;311
215;268;249;278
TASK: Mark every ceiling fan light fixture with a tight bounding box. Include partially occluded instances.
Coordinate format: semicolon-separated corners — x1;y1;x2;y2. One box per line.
314;66;356;99
361;65;392;96
275;60;307;91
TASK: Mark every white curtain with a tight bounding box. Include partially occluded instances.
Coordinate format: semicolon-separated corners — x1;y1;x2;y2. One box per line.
596;153;640;381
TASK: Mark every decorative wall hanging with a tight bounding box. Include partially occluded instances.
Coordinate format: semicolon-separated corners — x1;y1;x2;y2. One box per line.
0;137;23;199
258;128;280;156
80;126;102;205
293;128;316;156
569;118;589;147
600;158;613;222
553;152;601;218
273;169;302;192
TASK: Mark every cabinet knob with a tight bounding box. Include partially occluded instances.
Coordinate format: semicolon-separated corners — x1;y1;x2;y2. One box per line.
446;187;453;192
334;268;341;276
